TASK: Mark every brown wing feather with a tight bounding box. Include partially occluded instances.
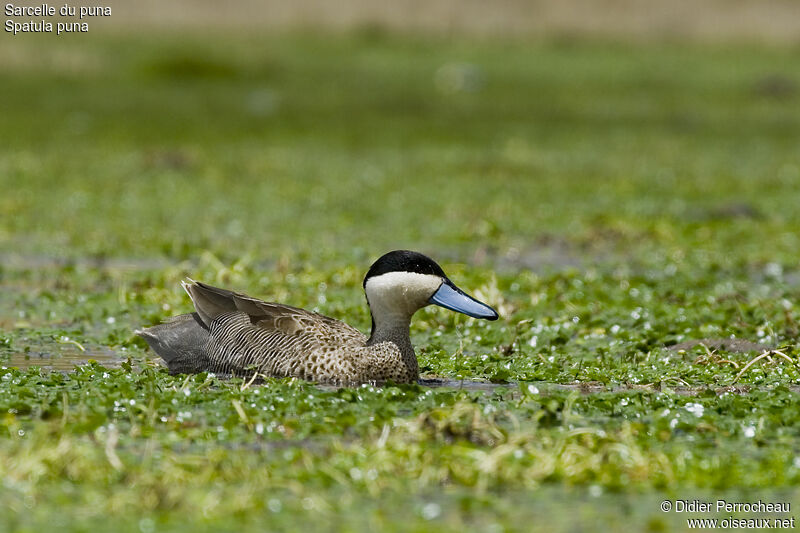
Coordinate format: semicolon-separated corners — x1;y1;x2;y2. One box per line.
188;281;339;324
187;281;293;322
184;280;367;376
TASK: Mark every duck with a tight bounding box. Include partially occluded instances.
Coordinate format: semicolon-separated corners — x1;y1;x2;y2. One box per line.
136;250;498;384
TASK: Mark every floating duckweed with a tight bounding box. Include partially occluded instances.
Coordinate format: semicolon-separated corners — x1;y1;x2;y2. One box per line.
267;499;282;513
421;503;441;520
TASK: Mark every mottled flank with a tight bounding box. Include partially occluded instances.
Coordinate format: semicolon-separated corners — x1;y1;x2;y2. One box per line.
138;281;418;384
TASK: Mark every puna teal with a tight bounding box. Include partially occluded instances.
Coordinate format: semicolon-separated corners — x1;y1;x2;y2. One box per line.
136;250;498;384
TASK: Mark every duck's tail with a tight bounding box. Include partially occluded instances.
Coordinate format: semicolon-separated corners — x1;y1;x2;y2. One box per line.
136;313;211;374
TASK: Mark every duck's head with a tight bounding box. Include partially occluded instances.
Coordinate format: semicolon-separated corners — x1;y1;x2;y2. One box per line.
363;250;498;330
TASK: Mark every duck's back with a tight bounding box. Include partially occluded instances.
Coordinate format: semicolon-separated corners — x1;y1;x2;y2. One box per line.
138;281;370;381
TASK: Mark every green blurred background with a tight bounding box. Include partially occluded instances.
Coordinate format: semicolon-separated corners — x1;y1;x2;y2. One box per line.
2;0;799;269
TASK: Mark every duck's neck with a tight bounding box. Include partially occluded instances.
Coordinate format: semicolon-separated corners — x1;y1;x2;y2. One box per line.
366;313;418;374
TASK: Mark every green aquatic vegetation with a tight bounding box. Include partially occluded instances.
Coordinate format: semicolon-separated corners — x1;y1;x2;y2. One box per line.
2;365;800;531
2;31;800;531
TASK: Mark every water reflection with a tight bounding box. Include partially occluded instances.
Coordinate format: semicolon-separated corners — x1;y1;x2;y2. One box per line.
3;343;124;371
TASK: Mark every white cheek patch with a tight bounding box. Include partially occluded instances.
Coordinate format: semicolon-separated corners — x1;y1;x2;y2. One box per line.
365;272;443;322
